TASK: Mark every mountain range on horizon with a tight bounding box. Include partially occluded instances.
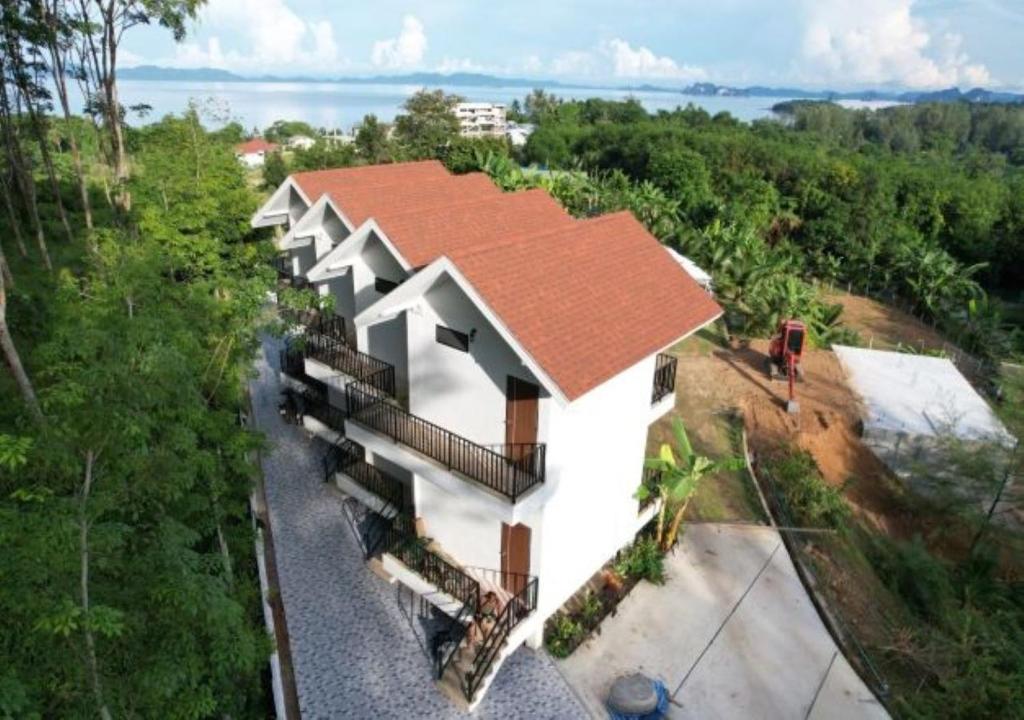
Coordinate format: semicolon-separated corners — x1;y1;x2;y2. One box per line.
118;65;1024;105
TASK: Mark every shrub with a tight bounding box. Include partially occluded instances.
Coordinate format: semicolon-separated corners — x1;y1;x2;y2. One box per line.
614;537;665;584
579;590;604;626
545;614;583;658
765;450;850;530
869;536;954;623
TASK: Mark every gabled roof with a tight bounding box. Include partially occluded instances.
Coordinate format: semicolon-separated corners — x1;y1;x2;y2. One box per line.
290;160;450;204
236;138;278;154
368;188;575;268
361;211;723;402
324;173;500;228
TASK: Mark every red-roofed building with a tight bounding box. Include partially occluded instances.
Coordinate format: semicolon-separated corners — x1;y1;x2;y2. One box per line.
254;163;721;709
234;138;279;167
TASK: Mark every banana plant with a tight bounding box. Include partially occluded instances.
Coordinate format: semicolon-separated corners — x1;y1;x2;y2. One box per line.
638;418;744;552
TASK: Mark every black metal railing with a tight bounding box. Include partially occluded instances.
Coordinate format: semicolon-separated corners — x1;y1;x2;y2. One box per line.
379;514;481;605
279;345;306;380
434;593;477;681
305;332;396;398
330;439;407;510
345;383;546;502
300;382;347;434
463;575;539;702
271;253;290;279
652;353;678;404
639;466;663;513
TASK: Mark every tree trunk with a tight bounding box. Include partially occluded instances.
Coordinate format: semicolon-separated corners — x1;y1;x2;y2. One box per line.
40;0;93;229
662;499;693;552
0;264;43;423
0;172;28;257
0;80;52;272
78;450;114;720
0;235;13;288
20;88;75;244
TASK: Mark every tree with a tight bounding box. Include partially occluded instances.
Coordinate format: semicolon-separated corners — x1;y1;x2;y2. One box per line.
263;118;317;143
639;417;743;551
392;89;462;159
262;149;287;188
0;250;43;422
355;113;390;163
72;0;204;209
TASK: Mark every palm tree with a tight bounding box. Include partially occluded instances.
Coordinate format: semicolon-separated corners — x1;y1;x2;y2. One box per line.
639;418;742;551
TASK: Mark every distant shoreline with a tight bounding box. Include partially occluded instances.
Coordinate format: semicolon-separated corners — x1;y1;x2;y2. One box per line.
119;66;1024;105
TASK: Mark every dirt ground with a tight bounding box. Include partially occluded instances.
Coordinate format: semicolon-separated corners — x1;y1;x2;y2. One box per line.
665;328;920;539
825;291;949;352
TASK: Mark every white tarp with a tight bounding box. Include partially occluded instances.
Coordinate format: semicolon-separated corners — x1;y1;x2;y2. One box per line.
834;345;1014;446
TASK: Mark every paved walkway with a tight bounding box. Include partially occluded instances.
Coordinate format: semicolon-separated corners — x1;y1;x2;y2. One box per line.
559;524;890;720
251;337;587;719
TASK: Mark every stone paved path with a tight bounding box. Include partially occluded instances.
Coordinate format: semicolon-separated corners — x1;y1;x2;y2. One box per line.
251;337;588;719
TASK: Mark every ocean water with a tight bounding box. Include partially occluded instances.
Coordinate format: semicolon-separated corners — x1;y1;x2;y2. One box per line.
70;79;793;130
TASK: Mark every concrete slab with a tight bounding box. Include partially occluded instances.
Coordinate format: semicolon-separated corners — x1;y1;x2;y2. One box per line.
558;524;888;720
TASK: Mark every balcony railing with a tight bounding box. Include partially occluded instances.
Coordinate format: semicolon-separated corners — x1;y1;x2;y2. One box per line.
305;331;396;398
329;439;407;510
299;380;347;434
270;253;290;279
652;353;678;404
345;383;546;502
380;514;481;606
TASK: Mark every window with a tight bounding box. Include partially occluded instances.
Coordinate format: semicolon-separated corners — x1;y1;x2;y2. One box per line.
436;325;470;353
374;277;400;294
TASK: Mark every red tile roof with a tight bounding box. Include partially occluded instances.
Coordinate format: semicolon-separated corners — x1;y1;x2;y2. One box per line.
448;212;723;400
372;188;576;267
291;161;450;204
328;173;500;228
236;138;278;154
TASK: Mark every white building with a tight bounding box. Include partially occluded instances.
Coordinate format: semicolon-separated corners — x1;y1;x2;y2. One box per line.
453;102;508;139
234;138;279;168
286;134;317;150
252;161;722;708
505;121;534;147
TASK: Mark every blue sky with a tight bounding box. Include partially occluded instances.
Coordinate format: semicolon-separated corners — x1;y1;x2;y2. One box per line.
122;0;1024;89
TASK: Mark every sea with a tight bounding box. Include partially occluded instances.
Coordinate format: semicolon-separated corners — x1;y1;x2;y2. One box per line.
74;79;819;131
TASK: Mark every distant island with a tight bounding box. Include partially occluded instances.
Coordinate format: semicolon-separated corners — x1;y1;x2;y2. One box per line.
680;81;1024;104
118;66;1024;104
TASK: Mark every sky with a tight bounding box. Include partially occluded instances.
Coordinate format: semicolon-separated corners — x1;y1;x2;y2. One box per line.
121;0;1024;90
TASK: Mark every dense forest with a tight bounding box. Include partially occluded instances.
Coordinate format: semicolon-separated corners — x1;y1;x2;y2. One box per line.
0;2;273;717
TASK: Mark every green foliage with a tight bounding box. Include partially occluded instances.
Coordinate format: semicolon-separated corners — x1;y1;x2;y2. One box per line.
579;590;603;626
614;537;665;584
1;111;270;718
291;140;357;171
870;536;954;622
439;135;509;174
354;114;391;164
392;89;462;159
262;149;287;188
545;613;583;658
763;449;850;530
263;119;317;143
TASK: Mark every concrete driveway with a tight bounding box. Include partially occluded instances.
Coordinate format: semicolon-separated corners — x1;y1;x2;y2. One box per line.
558;524;889;719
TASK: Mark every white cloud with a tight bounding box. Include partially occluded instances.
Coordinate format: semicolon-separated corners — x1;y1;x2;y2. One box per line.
171;0;339;72
798;0;991;88
371;15;427;70
550;50;599;77
604;38;707;81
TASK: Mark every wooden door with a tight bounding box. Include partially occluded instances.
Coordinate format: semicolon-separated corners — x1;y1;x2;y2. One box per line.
500;522;531;595
505;376;539;459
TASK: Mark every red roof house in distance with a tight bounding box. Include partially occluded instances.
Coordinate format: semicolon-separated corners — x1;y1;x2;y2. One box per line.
235;138;279;168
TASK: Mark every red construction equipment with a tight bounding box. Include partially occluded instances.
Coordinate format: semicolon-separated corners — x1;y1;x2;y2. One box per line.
767;319;806;414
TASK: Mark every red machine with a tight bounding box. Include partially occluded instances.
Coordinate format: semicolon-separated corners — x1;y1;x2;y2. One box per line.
767;319;806;414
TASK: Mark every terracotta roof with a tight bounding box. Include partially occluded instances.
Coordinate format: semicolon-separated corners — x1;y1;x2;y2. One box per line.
236;138;278;154
329;173;500;228
448;212;723;400
291;161;450;204
372;188;576;267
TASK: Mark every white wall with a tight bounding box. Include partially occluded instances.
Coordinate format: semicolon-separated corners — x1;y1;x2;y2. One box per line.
323;272;356;327
366;314;409;401
531;354;657;621
406;276;548;448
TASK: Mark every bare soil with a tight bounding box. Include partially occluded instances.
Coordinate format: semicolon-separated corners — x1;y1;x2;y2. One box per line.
825;291;949;352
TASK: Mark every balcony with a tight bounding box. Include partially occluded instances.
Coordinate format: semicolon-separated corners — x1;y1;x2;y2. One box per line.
651;353;677;404
305;328;395;397
325;439;407;511
345;383;546;502
270;253;291;280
